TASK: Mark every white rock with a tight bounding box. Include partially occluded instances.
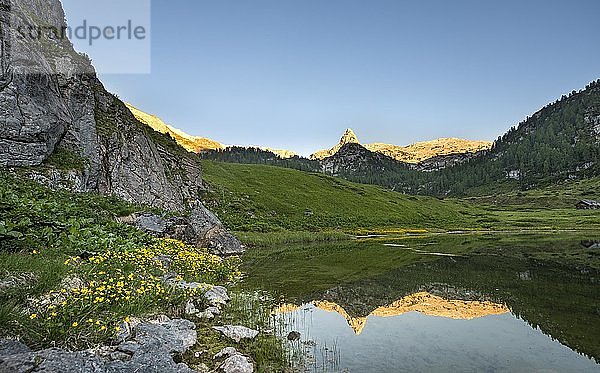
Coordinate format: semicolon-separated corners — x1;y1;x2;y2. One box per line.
197;310;215;319
220;354;254;373
207;306;221;315
213;347;238;360
212;326;259;343
185;300;200;315
204;286;230;306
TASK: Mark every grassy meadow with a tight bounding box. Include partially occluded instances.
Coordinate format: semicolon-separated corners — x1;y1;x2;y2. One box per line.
201;160;475;233
201;161;600;244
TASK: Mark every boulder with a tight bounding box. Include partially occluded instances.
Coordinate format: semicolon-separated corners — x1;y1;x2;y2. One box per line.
184;204;245;256
0;317;199;373
213;348;254;373
203;286;230;306
120;207;244;256
212;326;259;343
287;331;301;341
213;347;238;360
220;354;254;373
184;300;200;316
0;339;31;356
135;213;168;235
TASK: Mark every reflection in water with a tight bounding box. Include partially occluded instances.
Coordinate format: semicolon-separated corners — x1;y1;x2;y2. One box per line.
276;305;600;373
242;233;600;371
275;292;510;335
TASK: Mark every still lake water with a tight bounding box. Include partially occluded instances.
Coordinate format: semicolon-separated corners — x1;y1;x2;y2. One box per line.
241;232;600;372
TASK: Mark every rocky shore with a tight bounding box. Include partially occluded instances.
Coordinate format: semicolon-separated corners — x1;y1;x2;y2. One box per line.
0;285;260;373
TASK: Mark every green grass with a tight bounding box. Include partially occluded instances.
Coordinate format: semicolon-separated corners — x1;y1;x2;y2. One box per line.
44;148;89;171
201;161;600;237
0;174;240;337
466;177;600;209
201;160;475;233
0;171;289;371
234;230;352;246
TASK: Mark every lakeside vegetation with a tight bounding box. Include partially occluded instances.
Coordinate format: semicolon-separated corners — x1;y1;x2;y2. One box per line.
0;172;288;371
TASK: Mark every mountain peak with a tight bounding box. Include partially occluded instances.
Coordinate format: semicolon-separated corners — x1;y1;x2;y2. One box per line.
311;128;492;163
310;129;362;160
341;128;360;145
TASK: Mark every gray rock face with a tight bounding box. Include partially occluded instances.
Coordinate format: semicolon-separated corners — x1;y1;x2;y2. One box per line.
0;0;75;167
0;0;203;210
414;152;481;172
586;113;600;140
212;326;259;343
0;317;198;373
0;0;203;212
0;0;243;255
0;340;31;357
185;204;244;256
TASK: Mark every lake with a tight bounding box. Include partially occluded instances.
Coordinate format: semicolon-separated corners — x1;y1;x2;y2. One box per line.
240;232;600;372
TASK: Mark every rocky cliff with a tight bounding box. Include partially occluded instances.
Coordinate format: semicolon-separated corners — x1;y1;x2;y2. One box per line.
311;128;360;160
0;0;242;254
319;142;403;177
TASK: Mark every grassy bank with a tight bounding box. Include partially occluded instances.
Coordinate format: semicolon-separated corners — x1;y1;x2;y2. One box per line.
234;230;353;246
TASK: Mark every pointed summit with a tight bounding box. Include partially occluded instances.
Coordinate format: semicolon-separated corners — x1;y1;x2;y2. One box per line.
310;128;362;160
340;128;360;145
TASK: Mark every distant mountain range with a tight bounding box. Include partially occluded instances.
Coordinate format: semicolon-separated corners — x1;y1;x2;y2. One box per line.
126;104;488;166
127;78;600;197
311;128;491;164
126;103;298;159
126;104;225;153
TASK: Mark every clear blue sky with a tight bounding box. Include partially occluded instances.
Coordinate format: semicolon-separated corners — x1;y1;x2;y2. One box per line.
65;0;600;156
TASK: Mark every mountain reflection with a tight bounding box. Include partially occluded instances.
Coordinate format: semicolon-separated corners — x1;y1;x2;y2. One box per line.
274;291;509;335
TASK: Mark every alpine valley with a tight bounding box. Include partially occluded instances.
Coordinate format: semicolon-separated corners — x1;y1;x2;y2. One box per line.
0;0;599;372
